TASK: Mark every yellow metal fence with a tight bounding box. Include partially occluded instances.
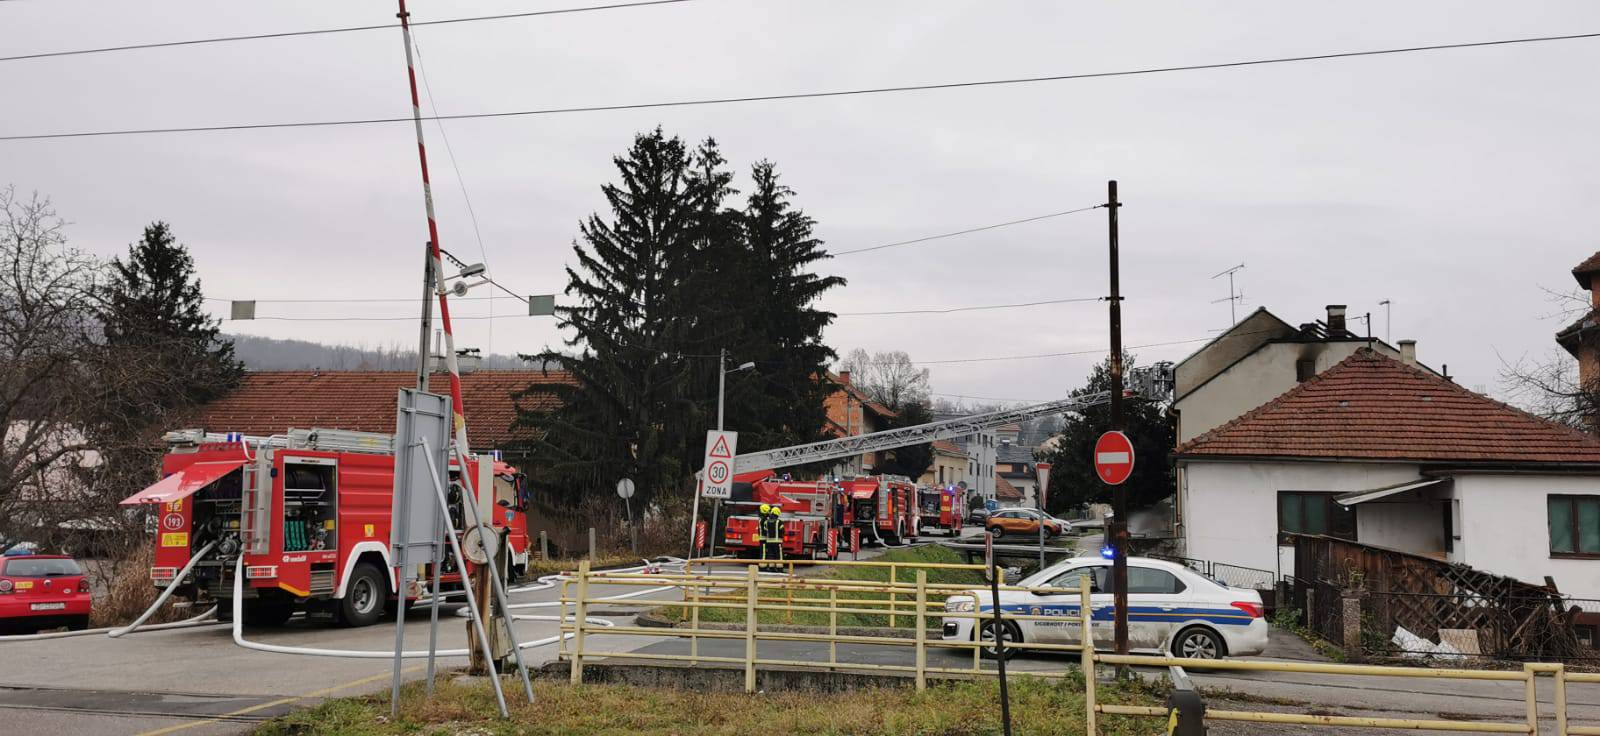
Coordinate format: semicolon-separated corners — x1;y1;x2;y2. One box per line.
559;559;1595;735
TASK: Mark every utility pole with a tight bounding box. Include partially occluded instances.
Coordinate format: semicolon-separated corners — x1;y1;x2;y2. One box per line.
1105;180;1130;658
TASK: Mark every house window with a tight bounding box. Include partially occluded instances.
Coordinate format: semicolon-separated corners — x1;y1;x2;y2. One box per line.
1277;491;1356;544
1548;495;1600;557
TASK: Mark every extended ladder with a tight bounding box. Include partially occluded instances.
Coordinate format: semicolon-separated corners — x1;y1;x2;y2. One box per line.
731;391;1113;474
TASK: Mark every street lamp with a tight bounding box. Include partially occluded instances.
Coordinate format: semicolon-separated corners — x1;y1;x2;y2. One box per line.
700;350;756;559
718;350;757;431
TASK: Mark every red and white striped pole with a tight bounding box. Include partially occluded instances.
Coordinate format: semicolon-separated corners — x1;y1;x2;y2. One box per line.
395;0;470;458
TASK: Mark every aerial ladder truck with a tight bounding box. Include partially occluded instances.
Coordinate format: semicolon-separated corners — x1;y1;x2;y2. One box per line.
718;392;1113;557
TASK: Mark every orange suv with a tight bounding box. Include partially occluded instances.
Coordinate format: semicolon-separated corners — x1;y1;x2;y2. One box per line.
985;508;1064;539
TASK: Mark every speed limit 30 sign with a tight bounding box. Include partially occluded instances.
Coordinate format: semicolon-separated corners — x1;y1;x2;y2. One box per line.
701;430;737;499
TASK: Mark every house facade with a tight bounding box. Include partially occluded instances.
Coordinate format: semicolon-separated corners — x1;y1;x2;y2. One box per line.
918;439;969;489
1178;349;1600;597
823;371;897;477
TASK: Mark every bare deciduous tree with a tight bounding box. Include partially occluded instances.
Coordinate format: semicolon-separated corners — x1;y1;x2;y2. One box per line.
836;348;930;412
0;187;104;549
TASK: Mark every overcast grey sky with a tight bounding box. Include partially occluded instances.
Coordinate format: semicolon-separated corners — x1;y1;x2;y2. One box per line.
5;1;1599;404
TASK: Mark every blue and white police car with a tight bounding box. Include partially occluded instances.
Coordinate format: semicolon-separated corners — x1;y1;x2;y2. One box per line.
942;556;1268;660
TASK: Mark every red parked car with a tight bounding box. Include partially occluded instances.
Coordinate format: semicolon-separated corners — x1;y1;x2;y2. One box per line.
0;554;92;633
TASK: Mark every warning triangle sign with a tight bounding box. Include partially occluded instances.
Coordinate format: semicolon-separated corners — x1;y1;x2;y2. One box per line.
709;435;733;458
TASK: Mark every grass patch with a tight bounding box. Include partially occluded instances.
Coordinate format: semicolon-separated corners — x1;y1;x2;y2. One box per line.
255;674;1162;736
655;546;985;630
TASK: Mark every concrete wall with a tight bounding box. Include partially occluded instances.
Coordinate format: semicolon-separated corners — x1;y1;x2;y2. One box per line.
1175;341;1401;443
1453;474;1600;597
1181;460;1422;575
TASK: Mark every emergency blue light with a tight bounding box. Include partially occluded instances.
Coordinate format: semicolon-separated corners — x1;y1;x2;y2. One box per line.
1100;545;1116;559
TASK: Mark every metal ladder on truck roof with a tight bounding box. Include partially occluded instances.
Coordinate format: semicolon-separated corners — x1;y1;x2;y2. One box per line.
164;427;396;455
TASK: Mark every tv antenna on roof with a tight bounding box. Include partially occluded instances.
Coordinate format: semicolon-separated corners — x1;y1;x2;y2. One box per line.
1210;263;1246;325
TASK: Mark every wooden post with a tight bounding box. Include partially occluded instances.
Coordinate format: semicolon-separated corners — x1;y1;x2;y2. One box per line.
1080;574;1096;736
915;570;928;691
588;527;597;560
745;564;758;694
570;560;590;685
539;530;548;561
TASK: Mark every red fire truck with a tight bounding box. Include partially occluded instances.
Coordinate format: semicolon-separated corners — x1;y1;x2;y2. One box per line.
916;485;964;535
841;475;919;545
722;478;849;560
120;428;531;628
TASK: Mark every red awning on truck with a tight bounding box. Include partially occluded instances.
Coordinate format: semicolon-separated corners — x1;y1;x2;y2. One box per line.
119;460;246;505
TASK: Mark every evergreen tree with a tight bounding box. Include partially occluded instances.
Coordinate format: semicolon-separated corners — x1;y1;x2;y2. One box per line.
728;161;845;452
518;130;733;508
99;222;241;425
876;400;935;479
1036;355;1174;514
516;133;847;508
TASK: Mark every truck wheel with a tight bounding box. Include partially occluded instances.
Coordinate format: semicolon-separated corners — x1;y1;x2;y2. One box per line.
244;600;295;627
336;563;387;628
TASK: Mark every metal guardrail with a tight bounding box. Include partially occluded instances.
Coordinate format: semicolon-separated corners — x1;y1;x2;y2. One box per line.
559;559;1600;735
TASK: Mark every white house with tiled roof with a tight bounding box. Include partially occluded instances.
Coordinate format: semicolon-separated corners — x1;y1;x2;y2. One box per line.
1177;349;1600;596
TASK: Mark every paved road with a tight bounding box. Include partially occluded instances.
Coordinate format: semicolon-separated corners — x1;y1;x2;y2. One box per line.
0;543;909;735
0;572;660;736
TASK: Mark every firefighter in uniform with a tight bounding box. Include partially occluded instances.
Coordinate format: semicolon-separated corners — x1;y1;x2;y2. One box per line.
759;503;784;571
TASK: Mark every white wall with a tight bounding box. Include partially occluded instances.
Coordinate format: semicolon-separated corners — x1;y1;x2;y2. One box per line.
1357;499;1444;554
1181;460;1421;575
1454;475;1600;597
1176;341;1400;443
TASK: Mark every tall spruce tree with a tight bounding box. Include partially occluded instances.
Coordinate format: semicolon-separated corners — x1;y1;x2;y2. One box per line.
99;222;241;426
519;130;734;508
726;161;845;452
517;133;847;508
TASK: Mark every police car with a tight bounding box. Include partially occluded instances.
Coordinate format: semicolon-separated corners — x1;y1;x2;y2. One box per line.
942;556;1268;660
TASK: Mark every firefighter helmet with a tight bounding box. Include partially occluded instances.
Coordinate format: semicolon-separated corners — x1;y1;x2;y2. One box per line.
759;504;772;514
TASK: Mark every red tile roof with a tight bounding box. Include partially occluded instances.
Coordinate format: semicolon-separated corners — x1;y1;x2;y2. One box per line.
1176;350;1600;465
932;439;967;457
184;370;575;449
1574;251;1600;288
995;474;1022;500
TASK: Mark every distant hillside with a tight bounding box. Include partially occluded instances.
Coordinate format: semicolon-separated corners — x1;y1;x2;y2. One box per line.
227;334;550;372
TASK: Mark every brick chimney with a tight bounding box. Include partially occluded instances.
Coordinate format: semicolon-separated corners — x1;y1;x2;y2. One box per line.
1326;305;1348;335
838;370;852;386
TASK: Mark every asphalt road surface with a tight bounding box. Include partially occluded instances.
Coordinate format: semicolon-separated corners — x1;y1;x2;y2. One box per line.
0;572;661;736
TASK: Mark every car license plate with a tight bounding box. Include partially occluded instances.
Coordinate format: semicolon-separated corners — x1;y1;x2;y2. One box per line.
30;602;66;611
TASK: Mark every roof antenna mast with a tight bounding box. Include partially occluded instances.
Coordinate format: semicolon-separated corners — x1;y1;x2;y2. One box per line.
1210;263;1246;325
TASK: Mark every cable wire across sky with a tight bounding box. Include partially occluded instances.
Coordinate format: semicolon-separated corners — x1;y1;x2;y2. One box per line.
0;0;696;63
4;31;1597;142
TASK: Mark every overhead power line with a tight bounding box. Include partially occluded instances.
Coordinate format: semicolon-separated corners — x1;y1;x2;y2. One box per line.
6;31;1597;142
0;0;694;63
836;296;1100;316
831;206;1100;256
212;294;1101;319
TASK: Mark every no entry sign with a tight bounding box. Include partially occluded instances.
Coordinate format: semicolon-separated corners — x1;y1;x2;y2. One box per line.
1094;430;1135;486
